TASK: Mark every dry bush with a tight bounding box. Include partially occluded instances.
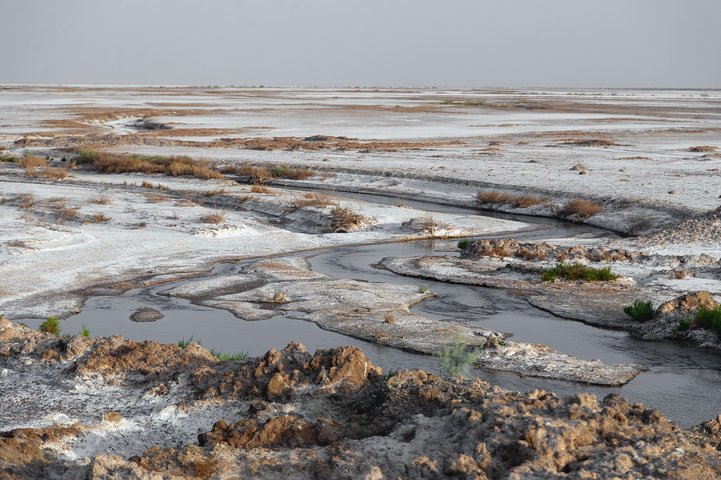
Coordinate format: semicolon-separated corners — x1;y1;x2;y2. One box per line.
199;212;225;224
228;165;273;184
559;199;603;219
384;312;396;324
40;167;68;180
89;213;111;223
144;193;168;203
688;146;717;153
89;195;111;205
18;194;36;210
57;207;79;223
288;193;336;209
327;206;366;233
19;155;47;174
75;150;223;180
477;190;515;204
477;190;544;208
251;184;272;194
203;189;225;197
269;164;314;180
514;195;544;208
416;216;450;236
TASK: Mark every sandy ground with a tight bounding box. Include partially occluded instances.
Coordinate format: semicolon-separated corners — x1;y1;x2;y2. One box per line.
1;86;721;477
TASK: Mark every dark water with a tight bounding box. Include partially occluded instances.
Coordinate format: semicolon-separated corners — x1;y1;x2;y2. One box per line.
19;198;721;427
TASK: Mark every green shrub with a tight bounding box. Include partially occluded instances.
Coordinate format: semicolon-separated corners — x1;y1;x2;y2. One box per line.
438;330;481;379
211;350;247;361
623;300;654;322
177;336;195;349
695;306;721;335
39;316;61;336
672;317;692;336
457;239;471;250
80;325;91;337
541;263;618;282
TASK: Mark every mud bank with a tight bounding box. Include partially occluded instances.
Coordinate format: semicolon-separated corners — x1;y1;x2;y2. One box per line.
381;252;721;353
159;256;642;386
1;318;720;479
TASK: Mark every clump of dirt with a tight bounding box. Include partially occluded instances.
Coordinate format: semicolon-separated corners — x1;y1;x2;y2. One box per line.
657;291;719;315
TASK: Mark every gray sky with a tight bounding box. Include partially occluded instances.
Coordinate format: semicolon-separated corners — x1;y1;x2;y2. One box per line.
1;0;720;88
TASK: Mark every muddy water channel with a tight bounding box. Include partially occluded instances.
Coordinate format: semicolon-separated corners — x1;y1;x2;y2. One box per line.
23;196;721;427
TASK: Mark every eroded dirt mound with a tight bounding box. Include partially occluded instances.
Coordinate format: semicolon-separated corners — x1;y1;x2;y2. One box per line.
657;291;719;315
1;320;720;479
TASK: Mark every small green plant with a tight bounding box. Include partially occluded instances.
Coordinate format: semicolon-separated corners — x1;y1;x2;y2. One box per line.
178;336;195;349
438;330;481;379
210;350;248;361
80;325;91;337
623;300;654;322
672;317;692;336
541;263;618;282
695;306;721;336
39;316;61;336
457;239;471;250
419;285;431;294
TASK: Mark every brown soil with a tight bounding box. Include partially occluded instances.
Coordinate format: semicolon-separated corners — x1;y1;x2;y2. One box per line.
1;317;721;478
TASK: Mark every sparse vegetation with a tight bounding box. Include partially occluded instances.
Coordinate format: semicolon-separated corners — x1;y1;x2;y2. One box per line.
89;213;111;223
57;206;79;223
88;195;110;205
476;190;544;208
269;164;314;180
541;263;619;282
384;312;396;324
457;239;471;250
75;150;223;180
199;212;225;224
327;206;366;233
39;316;61;336
419;285;431;294
178;337;195;349
438;330;481;379
19;155;69;179
288;193;336;209
250;184;272;194
210;350;248;362
623;300;655;322
559;199;603;219
272;291;287;303
694;305;721;336
80;325;91;337
673;317;692;336
415;216;449;236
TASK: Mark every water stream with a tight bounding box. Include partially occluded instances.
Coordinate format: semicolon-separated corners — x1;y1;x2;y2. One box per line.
19;193;721;427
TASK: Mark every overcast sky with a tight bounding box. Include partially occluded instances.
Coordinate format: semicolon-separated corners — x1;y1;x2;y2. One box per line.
1;0;719;88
